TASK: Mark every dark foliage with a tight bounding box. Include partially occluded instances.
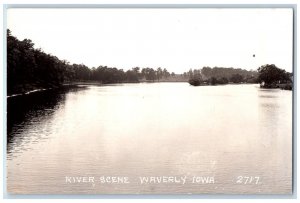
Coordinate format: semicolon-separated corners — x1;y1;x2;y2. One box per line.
230;74;244;83
7;30;174;95
257;64;292;85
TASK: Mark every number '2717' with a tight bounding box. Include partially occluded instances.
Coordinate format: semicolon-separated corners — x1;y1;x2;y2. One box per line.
236;176;260;184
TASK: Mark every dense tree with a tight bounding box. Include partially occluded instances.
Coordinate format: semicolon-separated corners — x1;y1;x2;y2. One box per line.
156;67;163;81
126;69;139;82
257;64;291;85
201;67;212;79
162;68;170;78
193;69;201;79
10;29;284;94
7;29;67;94
201;66;257;81
141;68;156;81
210;77;218;85
132;67;142;79
188;69;193;79
218;77;229;84
183;72;188;78
7;30;153;94
73;64;91;81
230;74;243;83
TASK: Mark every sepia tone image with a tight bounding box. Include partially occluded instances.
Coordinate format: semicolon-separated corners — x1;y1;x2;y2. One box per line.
6;7;293;195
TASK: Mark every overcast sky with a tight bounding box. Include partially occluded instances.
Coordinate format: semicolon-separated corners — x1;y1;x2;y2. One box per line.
7;8;293;73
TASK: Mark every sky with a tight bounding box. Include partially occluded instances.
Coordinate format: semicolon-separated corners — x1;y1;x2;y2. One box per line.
7;8;293;73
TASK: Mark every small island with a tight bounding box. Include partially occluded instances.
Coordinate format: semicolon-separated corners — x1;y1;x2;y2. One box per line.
257;64;293;90
188;67;257;86
188;64;292;90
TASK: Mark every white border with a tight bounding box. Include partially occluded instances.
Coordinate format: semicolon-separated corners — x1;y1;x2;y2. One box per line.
1;0;299;202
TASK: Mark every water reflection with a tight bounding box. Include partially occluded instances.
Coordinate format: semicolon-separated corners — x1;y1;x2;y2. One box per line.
6;83;292;194
7;86;87;158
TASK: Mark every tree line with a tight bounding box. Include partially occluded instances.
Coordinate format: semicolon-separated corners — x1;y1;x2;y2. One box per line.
7;30;173;95
7;29;292;94
187;66;259;86
187;65;292;87
257;64;292;89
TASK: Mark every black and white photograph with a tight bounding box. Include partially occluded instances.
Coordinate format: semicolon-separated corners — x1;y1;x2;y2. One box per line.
4;4;295;196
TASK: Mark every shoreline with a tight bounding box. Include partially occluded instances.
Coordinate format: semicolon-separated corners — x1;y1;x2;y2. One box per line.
7;80;185;97
7;88;52;98
7;81;103;98
7;81;291;98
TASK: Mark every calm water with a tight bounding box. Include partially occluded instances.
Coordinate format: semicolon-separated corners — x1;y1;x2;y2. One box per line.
6;83;292;194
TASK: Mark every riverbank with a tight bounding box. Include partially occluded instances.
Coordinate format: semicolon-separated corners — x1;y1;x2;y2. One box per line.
7;80;138;97
7;82;92;97
7;80;104;97
7;82;62;98
260;83;292;90
7;79;186;97
63;81;103;86
7;80;292;98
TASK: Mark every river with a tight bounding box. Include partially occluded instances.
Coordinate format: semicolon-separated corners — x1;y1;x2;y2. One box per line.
6;83;292;194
